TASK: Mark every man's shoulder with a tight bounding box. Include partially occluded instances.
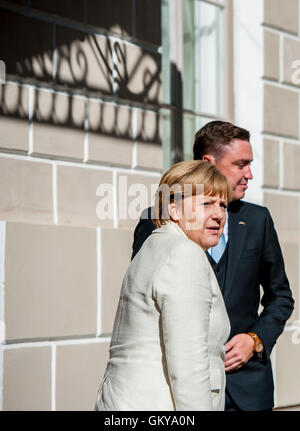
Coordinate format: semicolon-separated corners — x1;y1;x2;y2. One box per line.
229;200;269;218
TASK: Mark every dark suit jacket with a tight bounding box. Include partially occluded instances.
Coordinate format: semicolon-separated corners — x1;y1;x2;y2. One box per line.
131;200;294;411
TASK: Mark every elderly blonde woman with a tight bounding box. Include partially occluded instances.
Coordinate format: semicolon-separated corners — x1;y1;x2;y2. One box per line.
95;160;232;411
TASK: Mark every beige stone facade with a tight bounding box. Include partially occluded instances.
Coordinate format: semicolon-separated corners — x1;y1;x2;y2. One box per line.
0;0;300;412
0;0;161;411
263;0;300;410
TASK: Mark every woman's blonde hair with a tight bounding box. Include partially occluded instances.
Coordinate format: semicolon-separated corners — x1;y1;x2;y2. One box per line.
152;160;232;228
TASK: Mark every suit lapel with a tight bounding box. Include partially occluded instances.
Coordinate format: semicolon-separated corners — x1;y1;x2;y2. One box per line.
224;201;248;302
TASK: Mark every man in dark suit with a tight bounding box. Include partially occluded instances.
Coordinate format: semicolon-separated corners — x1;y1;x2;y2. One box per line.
131;121;294;411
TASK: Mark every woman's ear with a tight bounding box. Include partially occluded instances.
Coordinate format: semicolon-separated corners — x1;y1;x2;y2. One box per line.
168;202;180;222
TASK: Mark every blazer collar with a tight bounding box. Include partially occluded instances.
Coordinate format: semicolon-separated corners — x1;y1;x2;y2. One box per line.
152;221;188;239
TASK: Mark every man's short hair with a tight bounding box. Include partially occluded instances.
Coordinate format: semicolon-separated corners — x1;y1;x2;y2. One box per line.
193;120;250;161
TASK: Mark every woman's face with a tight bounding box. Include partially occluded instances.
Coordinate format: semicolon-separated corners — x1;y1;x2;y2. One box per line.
171;193;227;250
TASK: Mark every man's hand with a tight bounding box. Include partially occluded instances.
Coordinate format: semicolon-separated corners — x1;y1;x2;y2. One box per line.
225;334;254;373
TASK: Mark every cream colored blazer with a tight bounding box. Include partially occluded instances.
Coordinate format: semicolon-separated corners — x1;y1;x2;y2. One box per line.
95;222;230;411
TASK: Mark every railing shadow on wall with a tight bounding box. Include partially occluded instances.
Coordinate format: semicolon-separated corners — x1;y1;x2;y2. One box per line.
0;1;163;156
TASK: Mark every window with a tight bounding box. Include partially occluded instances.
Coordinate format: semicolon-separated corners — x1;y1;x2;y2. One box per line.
161;0;232;166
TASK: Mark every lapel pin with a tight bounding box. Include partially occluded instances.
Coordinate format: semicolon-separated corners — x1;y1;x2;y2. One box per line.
239;221;246;225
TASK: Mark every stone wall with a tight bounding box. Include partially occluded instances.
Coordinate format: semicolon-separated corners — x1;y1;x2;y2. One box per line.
263;0;300;409
0;0;162;410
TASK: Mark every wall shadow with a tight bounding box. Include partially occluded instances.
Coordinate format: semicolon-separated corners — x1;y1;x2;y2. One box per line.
0;2;163;150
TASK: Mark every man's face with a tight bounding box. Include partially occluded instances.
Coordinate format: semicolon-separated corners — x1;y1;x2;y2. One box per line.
214;139;253;201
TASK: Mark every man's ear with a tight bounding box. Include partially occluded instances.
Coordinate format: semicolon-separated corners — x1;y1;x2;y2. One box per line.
168;202;180;222
202;154;216;165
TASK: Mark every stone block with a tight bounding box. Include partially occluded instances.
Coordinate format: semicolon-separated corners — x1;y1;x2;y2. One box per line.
264;84;298;138
283;142;300;190
0;157;53;224
5;222;97;340
263;139;279;188
101;228;133;334
276;331;300;407
56;342;110;411
3;346;51;411
263;192;299;244
57;165;114;228
264;30;279;81
264;0;298;34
